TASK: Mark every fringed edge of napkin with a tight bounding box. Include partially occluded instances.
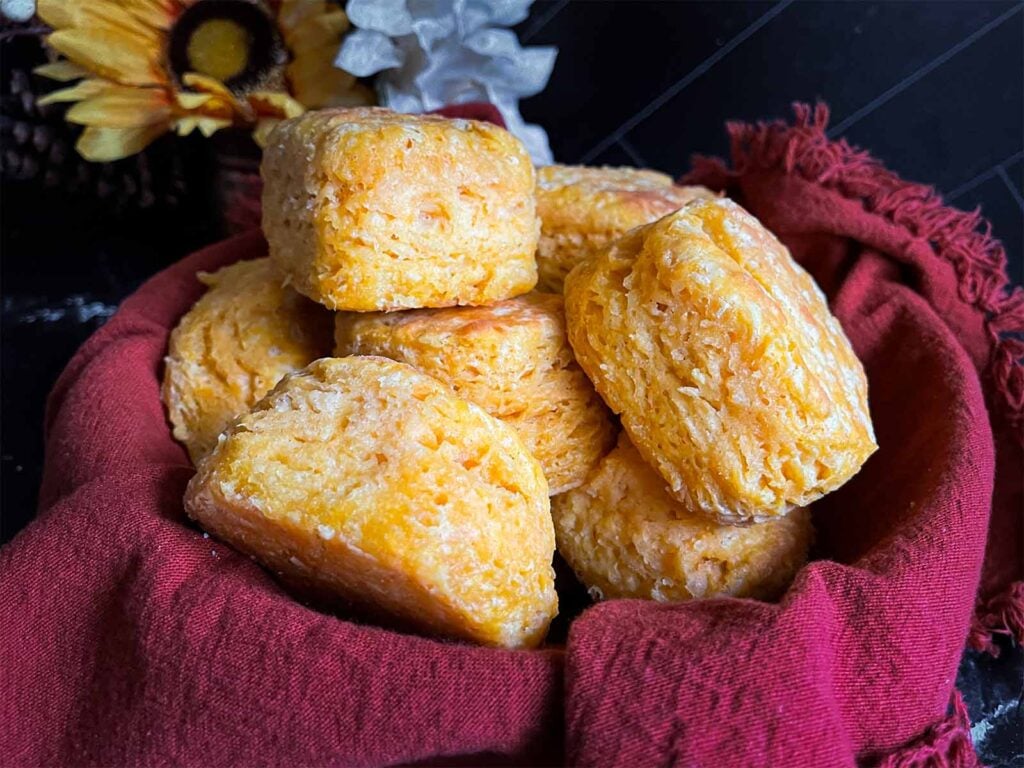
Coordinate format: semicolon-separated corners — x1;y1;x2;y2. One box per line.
682;102;1024;657
967;582;1024;656
872;692;983;768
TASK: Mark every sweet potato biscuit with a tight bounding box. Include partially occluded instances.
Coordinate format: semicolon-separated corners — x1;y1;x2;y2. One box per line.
552;434;813;602
262;107;539;311
334;293;615;494
535;164;715;292
162;258;333;463
564;197;877;523
185;356;558;649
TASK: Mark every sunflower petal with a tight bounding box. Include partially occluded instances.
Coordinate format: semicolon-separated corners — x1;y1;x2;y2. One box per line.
35;0;79;28
253;118;282;148
66;88;171;128
288;56;372;110
34;60;90;82
174;117;198;136
278;0;331;36
196;117;231;137
174;91;213;110
322;83;375;109
284;10;348;51
122;0;180;30
75;123;167;162
247;91;304;119
38;0;163;46
37;78;112;106
181;73;236;102
174;116;231;137
290;10;350;48
289;49;357;88
181;72;251;119
47;29;166;87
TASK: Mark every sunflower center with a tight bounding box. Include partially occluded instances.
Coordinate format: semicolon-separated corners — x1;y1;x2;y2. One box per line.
187;19;250;82
168;0;285;92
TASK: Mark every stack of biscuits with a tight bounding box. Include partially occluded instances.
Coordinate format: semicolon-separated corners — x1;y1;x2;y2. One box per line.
165;108;877;649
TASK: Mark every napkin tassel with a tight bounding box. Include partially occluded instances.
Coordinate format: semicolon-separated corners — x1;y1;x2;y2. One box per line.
873;692;982;768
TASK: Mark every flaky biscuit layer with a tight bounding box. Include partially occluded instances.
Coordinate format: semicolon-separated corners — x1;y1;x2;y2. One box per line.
334;293;616;494
565;197;877;522
185;356;558;649
262;107;538;311
535;164;715;292
162;258;333;463
553;434;813;602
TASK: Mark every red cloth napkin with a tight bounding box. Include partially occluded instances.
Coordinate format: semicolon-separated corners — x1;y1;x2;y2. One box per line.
1;104;1020;767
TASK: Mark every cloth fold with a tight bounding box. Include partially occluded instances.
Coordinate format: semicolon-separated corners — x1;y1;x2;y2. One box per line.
1;104;1019;767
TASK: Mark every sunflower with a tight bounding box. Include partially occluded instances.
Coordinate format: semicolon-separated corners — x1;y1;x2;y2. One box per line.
35;0;373;161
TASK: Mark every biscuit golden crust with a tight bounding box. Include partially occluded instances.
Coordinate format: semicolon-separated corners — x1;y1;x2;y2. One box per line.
564;197;877;523
262;107;539;311
162;258;333;463
334;293;616;494
552;435;813;602
184;356;557;649
535;165;715;293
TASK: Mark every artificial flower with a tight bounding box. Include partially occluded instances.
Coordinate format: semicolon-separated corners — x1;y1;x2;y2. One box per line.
278;0;373;109
0;0;36;22
337;0;557;164
35;0;372;161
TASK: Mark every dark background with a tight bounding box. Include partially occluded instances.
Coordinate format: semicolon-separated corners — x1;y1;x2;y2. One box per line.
1;1;1022;764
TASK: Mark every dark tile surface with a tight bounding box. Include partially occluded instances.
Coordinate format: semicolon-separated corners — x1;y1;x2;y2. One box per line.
605;2;1018;172
1010;155;1024;196
1;174;221;543
519;0;775;161
958;639;1024;766
3;1;1023;764
520;0;1023;284
834;6;1022;193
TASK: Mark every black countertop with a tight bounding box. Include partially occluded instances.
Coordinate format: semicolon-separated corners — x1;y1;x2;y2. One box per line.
2;1;1022;764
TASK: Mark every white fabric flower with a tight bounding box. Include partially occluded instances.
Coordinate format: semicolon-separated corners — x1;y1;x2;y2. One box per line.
1;0;36;22
338;0;557;164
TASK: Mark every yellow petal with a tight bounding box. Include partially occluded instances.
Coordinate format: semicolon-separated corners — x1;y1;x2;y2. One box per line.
181;72;236;102
289;50;357;87
284;10;348;51
38;0;162;47
174;118;198;136
174;116;231;137
178;74;239;120
174;91;213;110
66;88;171;128
122;0;180;30
181;72;251;119
288;58;372;110
36;0;88;29
34;60;89;82
286;38;369;110
196;117;231;137
47;29;166;87
37;78;112;106
247;91;304;119
75;124;167;161
186;96;237;120
277;0;331;36
323;84;376;109
253;118;281;147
